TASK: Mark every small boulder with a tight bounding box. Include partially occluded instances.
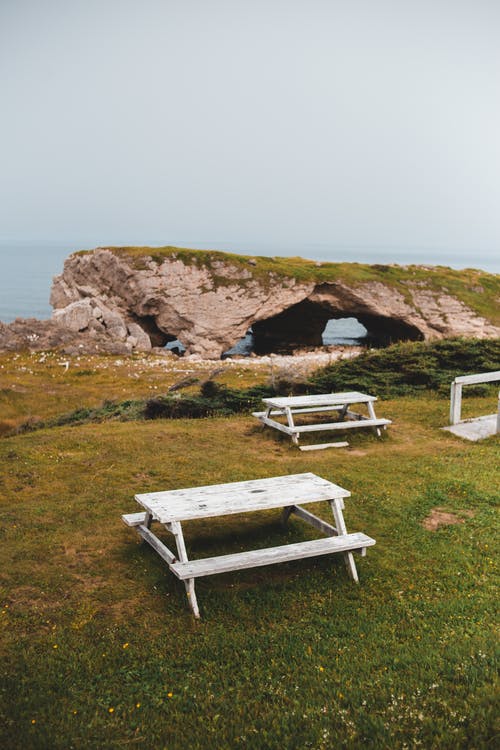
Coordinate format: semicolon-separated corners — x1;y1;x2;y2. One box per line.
52;299;93;331
126;322;152;351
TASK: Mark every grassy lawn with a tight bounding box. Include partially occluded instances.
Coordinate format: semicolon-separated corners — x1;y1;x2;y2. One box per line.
0;352;267;434
0;354;498;748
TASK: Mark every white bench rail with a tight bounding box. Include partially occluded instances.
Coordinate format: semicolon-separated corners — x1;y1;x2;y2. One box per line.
449;370;500;426
454;371;500;385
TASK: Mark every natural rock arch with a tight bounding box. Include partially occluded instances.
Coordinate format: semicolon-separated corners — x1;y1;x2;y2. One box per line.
31;247;499;358
127;313;172;348
250;299;423;354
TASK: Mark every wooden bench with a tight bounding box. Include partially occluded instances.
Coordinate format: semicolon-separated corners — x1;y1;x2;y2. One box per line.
253;391;391;448
122;473;375;618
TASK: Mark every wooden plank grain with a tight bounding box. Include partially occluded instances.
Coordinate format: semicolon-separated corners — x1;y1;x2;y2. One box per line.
291;418;391;433
122;512;147;527
135;473;350;523
263;392;377;409
299;442;349;451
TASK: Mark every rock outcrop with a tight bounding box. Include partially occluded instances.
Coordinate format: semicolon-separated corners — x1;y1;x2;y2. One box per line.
1;247;499;357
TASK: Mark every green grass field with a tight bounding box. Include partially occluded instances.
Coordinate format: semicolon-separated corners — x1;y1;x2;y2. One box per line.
0;352;498;748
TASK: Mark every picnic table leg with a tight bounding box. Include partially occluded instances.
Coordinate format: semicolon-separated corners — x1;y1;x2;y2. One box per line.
259;407;272;431
329;498;359;583
337;403;349;422
170;521;200;619
265;406;272;427
285;406;300;445
366;401;382;437
281;505;294;527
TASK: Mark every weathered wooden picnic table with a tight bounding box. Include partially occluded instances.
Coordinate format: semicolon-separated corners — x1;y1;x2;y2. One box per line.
123;472;375;618
253;391;391;448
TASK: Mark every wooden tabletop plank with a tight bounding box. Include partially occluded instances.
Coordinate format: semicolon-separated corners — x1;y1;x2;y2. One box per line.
135;472;350;523
263;392;376;409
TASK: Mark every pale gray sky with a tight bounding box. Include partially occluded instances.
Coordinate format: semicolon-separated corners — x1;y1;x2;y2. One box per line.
1;0;499;262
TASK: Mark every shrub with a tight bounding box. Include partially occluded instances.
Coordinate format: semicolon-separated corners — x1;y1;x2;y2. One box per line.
308;338;500;398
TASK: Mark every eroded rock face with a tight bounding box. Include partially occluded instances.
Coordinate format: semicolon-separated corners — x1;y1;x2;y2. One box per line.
1;247;498;356
49;249;316;357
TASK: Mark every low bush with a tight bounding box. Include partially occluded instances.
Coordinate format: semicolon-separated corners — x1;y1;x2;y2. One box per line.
14;338;499;433
143;383;274;420
308;338;500;398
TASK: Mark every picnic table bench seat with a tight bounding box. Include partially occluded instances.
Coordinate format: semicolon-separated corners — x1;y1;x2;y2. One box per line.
170;532;375;579
252;413;391;432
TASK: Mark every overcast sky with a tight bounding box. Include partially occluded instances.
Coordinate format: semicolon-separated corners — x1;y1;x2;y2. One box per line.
1;0;499;262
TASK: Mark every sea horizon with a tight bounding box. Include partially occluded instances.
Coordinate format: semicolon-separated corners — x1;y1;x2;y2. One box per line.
0;239;498;324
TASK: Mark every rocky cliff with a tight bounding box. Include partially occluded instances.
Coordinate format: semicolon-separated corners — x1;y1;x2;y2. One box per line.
1;246;499;357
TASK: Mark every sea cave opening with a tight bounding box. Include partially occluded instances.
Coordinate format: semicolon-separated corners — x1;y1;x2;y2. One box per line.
164;338;186;355
129;314;186;355
322;317;368;346
223;299;423;357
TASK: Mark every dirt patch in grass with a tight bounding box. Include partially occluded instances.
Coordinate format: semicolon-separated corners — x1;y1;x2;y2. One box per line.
422;507;475;531
8;585;62;614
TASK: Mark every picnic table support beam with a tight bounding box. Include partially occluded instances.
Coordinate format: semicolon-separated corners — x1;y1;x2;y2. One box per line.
329;498;359;583
345;410;365;421
135;524;177;565
281;504;367;555
290;504;338;536
170;521;200;619
337;404;349;421
285;406;299;445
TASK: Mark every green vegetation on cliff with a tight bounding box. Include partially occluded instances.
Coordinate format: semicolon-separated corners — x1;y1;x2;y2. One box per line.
74;245;500;326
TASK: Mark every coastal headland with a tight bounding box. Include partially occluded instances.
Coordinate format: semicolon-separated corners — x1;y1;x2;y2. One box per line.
1;246;499;357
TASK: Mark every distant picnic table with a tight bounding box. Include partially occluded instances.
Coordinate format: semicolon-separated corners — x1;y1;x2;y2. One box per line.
123;472;375;618
253;391;391;448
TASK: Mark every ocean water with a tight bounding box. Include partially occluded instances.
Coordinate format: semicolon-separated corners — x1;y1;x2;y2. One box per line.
0;240;498;324
0;243;74;322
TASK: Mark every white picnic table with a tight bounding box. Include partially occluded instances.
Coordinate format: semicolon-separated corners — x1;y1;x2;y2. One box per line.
122;472;375;618
253;391;392;448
